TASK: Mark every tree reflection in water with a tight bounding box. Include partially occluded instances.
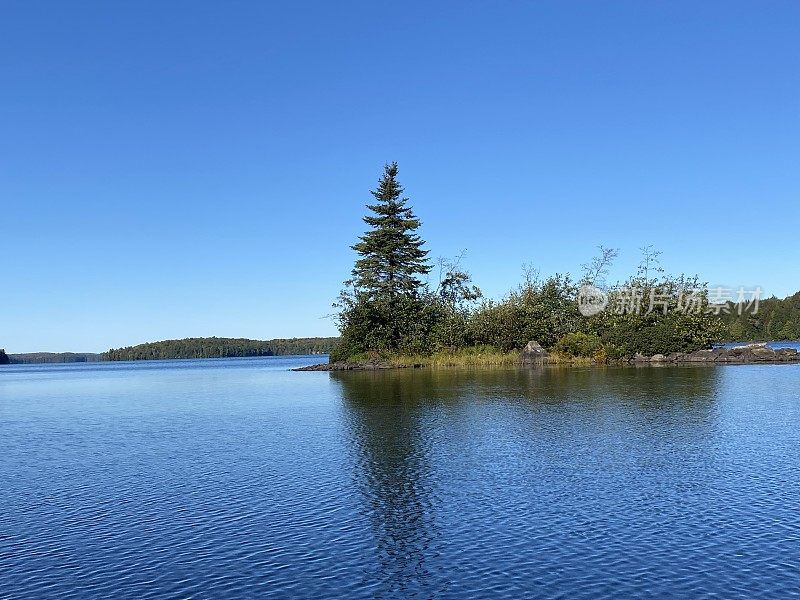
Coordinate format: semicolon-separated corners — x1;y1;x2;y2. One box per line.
333;366;722;596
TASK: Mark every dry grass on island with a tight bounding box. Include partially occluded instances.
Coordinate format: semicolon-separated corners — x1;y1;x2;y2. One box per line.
295;341;800;371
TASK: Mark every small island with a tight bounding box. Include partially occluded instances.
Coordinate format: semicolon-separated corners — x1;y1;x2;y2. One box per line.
299;163;800;371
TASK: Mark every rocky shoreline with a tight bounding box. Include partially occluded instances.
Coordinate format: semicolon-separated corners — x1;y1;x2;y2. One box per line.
294;360;422;371
631;344;800;364
294;343;800;371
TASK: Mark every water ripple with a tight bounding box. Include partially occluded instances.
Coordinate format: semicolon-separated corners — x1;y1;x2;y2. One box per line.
1;359;799;598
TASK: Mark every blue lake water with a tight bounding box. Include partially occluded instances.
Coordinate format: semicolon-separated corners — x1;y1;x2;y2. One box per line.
2;356;800;598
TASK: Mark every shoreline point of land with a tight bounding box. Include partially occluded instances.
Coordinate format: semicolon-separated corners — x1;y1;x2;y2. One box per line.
293;343;800;371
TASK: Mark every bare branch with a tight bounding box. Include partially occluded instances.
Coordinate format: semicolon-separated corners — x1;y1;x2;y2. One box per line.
581;245;619;287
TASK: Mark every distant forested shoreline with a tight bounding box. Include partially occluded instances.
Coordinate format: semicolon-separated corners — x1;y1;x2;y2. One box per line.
7;352;103;364
720;292;800;341
0;338;338;364
105;337;338;361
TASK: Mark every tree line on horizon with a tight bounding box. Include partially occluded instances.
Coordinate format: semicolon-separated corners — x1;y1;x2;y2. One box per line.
331;163;798;362
104;336;339;361
0;339;341;364
5;352;102;364
719;292;800;342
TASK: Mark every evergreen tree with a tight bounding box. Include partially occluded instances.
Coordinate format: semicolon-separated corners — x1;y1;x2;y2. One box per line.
0;349;9;365
351;162;431;301
333;163;432;359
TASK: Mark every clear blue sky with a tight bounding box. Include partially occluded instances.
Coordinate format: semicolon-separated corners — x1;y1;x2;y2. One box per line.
1;1;798;353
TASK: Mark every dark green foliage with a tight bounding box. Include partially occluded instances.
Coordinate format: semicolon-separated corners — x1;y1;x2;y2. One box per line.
332;291;450;361
333;294;430;360
720;291;800;341
554;332;603;357
7;352;102;364
430;255;482;349
0;349;9;365
106;337;338;361
596;313;724;356
602;343;628;360
584;275;727;356
334;163;433;360
351;162;431;302
468;273;579;351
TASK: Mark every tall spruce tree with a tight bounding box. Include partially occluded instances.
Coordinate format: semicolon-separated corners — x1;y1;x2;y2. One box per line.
0;349;9;365
351;162;430;301
333;163;432;360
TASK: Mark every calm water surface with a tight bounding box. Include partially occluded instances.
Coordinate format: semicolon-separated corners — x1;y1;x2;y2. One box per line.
1;356;800;598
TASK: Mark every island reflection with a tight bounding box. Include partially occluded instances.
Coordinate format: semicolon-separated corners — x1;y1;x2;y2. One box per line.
333;366;722;595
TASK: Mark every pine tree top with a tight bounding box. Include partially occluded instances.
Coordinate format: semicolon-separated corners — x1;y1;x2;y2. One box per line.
351;162;431;300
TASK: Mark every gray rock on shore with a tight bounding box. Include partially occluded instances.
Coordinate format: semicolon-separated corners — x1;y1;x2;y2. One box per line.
521;341;549;364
